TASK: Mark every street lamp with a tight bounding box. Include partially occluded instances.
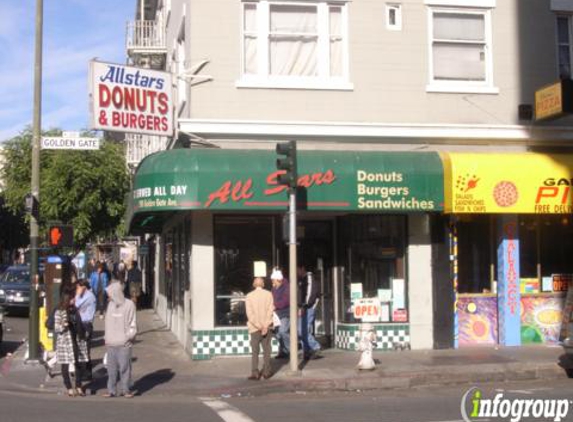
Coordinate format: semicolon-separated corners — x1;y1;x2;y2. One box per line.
28;0;44;362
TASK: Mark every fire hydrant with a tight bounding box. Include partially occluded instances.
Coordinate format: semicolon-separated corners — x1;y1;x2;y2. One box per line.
357;323;377;370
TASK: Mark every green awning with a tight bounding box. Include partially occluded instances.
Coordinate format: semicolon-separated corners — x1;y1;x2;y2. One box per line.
128;149;444;233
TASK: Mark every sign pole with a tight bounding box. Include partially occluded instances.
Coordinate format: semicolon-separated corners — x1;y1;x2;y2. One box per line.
288;187;298;373
28;0;43;362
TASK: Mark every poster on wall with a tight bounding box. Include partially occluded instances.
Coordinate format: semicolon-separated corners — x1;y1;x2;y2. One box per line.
392;309;408;322
351;283;363;300
542;277;553;292
521;296;564;344
253;261;267;278
381;303;390;322
392;278;405;310
377;289;392;303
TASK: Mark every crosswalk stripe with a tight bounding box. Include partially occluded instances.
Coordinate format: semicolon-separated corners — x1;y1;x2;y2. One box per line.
200;398;256;422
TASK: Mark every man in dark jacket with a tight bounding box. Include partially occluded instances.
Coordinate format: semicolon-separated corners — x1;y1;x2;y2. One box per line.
297;264;321;360
271;269;290;359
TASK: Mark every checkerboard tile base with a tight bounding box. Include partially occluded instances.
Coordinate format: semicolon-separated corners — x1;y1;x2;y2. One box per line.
191;329;279;360
336;323;410;351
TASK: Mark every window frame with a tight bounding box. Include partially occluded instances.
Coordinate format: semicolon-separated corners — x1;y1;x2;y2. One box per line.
556;14;573;80
237;0;353;90
386;3;402;31
426;6;499;94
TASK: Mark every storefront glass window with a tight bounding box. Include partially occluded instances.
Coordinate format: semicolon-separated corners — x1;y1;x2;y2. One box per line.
457;215;495;294
214;216;274;326
520;215;573;284
338;215;407;323
162;232;173;298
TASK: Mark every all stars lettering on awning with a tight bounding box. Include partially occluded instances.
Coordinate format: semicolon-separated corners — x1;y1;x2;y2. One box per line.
126;149;444;233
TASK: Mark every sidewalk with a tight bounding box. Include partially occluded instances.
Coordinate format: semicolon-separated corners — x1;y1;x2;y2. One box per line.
1;309;572;398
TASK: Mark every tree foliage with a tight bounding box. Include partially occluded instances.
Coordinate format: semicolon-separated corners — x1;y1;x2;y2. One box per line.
1;127;129;247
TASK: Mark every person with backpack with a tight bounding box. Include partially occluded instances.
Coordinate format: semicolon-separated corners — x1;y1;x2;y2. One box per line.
54;291;89;397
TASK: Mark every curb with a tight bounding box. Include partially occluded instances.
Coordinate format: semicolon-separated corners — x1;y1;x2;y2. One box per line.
195;362;570;397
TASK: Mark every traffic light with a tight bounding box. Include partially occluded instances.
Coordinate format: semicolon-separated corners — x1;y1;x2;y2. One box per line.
276;140;297;189
47;225;73;248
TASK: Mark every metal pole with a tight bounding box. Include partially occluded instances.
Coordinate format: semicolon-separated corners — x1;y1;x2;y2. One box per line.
28;0;43;362
288;188;298;373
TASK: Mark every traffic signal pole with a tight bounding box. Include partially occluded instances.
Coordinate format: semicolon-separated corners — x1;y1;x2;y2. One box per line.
287;187;298;373
28;0;43;362
276;140;299;374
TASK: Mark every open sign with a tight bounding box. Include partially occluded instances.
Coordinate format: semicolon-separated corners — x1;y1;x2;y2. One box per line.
353;298;382;322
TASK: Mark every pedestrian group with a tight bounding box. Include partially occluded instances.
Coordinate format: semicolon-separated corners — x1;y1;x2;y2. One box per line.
51;259;140;398
246;264;322;380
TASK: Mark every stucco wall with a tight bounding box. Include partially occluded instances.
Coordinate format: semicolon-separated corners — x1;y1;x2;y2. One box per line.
181;0;566;126
408;214;434;349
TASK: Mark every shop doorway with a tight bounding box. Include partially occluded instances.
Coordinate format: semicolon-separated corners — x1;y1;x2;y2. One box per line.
280;219;335;348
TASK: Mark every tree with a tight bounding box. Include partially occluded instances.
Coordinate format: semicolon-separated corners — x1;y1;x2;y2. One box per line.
1;127;129;247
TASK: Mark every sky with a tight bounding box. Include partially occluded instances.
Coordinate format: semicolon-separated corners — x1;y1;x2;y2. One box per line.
0;0;135;142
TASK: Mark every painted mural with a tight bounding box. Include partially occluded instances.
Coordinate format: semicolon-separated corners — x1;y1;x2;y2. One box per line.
520;296;565;344
457;295;498;346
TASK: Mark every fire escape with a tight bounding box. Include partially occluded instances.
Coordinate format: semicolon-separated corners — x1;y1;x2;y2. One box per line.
125;3;170;172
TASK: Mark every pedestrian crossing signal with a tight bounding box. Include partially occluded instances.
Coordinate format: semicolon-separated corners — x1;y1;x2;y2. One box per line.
48;225;73;247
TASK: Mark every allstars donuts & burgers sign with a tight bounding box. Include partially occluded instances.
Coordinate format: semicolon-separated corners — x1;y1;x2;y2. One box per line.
89;60;173;136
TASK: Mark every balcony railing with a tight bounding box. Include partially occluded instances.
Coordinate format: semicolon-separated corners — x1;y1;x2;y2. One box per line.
126;20;166;53
125;133;170;169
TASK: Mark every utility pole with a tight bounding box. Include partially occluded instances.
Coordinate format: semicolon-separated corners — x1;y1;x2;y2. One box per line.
276;141;299;373
28;0;43;362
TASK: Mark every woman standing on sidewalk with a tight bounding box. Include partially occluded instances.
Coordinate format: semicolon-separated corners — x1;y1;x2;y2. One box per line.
54;291;89;397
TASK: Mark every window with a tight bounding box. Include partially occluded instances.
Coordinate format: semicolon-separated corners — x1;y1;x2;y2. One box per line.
386;4;402;31
557;15;572;79
427;7;498;94
238;0;352;90
457;215;496;293
338;215;407;323
520;215;573;287
214;216;274;326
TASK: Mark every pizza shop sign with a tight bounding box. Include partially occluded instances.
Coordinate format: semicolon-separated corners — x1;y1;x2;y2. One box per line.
89;60;173;136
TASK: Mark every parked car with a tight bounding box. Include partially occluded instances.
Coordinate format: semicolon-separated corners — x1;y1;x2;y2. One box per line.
0;266;32;313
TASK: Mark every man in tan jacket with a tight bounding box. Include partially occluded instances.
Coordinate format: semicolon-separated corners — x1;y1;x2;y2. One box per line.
246;277;275;380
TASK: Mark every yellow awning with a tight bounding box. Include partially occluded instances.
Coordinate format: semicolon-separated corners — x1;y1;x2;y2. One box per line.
442;153;573;214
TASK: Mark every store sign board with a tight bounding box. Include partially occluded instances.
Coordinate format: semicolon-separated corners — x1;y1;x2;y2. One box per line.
89;60;173;136
535;82;563;120
130;150;444;216
497;216;521;347
552;274;572;292
443;152;573;214
534;80;573;121
353;298;382;322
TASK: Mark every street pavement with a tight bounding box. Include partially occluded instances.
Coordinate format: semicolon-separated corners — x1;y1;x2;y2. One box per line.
0;309;572;399
1;379;573;422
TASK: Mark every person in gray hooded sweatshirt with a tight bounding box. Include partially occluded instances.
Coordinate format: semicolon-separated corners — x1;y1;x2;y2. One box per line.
103;281;137;398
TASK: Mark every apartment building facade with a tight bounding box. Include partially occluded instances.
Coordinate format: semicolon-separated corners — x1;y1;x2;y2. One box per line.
125;0;573;359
